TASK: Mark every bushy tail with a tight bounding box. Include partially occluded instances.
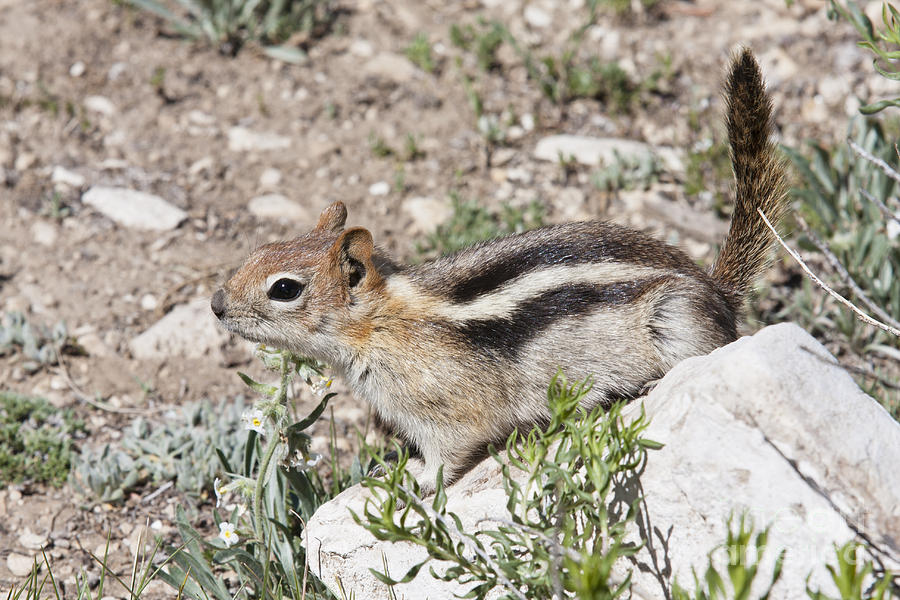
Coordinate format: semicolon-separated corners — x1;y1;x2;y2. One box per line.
711;48;788;300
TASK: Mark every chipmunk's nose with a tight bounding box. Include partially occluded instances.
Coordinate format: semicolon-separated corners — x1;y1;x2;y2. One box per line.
211;289;226;319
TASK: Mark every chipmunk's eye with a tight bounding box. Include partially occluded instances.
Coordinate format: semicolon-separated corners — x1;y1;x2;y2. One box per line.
268;278;304;301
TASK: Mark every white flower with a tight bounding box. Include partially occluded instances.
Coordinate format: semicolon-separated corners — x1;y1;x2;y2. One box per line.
289;450;323;471
241;409;266;435
310;377;333;396
218;522;239;547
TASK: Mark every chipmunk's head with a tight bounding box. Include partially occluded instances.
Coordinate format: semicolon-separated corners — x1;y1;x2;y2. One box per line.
211;201;384;359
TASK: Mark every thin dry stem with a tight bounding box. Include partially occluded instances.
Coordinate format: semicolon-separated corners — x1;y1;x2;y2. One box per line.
859;188;900;225
794;214;900;332
848;139;900;187
758;209;900;337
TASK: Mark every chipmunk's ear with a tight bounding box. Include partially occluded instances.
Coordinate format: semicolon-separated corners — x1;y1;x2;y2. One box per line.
314;201;347;233
333;227;381;289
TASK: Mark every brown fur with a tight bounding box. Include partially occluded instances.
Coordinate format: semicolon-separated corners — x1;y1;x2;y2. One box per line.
210;50;787;494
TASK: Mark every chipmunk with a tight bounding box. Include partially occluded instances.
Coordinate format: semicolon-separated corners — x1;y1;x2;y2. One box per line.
211;49;786;495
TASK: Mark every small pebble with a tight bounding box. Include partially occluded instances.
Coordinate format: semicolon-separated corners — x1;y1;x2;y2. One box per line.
69;61;86;77
368;181;390;196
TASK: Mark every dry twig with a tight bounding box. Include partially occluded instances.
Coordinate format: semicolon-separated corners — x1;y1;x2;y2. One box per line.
758;209;900;337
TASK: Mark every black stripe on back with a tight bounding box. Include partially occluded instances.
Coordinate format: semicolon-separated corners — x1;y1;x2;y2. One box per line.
455;280;657;360
441;225;696;303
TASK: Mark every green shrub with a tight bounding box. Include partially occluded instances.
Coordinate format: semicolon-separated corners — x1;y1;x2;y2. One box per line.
355;374;661;599
125;0;336;61
0;391;84;487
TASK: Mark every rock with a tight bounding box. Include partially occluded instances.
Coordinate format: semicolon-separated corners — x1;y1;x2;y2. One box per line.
817;75;845;106
140;294;158;311
18;530;48;551
6;553;35;577
524;5;552;28
14;152;36;172
349;39;375;58
31;221;58;246
82;186;188;231
555;187;587;221
368;181;390;196
129;298;229;360
69;61;85;77
51;165;86;188
303;324;900;599
248;194;310;222
187;110;215;126
505;167;532;184
401;196;453;234
227;126;292;152
84;95;116;116
363;53;418;83
107;62;127;81
259;167;282;190
534;135;682;173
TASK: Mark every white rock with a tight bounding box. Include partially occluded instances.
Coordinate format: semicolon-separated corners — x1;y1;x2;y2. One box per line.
350;39;375;58
364;53;418;83
505;167;532;184
69;61;85;77
520;113;535;132
140;293;158;311
524;5;552;28
534;135;675;171
6;553;35;577
14;152;36;171
107;62;127;81
31;221;58;247
227;126;292;152
18;530;48;551
259;167;282;190
187;110;215;126
303;324;900;599
368;181;390;196
248;194;310;222
84;95;116;116
402;196;453;234
51;165;86;188
129;298;229;360
82;186;188;231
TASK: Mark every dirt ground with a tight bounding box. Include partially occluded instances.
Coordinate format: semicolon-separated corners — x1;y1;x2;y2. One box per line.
0;0;888;595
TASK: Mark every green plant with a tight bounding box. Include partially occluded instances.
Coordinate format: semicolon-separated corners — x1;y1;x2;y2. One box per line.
157;346;367;599
0;312;80;373
829;1;900;113
684;138;733;213
806;541;896;600
125;0;336;62
71;398;250;502
405;32;436;73
369;132;395;158
672;514;785;600
415;193;544;259
780;116;900;413
355;374;661;598
0;391;85;487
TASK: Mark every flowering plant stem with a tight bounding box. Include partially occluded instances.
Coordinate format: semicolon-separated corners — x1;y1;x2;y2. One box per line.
252;353;291;543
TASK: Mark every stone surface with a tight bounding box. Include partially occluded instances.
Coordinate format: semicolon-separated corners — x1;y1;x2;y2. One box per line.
368;181;390;196
129;298;229;360
51;165;86;188
401;196;453;234
303;324;900;599
248;193;310;222
363;52;418;83
533;135;682;173
227;126;292;152
18;530;48;551
83;95;116;116
81;186;187;231
7;553;35;577
31;221;58;247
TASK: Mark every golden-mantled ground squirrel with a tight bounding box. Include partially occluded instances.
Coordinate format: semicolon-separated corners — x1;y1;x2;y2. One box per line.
211;50;786;494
